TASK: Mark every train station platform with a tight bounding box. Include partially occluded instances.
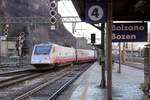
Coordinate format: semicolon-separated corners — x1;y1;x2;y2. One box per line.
56;61;150;100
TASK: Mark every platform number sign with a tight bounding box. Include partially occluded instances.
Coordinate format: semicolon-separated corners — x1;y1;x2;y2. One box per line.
86;3;105;23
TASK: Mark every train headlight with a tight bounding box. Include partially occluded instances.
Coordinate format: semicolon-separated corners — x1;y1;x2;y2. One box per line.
45;57;49;60
43;57;49;63
45;57;50;61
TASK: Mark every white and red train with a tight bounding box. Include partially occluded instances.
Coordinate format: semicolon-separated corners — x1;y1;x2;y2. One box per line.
31;43;97;70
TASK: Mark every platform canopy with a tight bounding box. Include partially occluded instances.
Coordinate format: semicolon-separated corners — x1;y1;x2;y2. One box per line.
72;0;150;21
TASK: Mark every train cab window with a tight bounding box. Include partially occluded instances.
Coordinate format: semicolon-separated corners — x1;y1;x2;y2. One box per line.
34;45;52;55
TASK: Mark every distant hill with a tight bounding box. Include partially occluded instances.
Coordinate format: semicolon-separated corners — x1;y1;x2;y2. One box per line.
0;0;76;56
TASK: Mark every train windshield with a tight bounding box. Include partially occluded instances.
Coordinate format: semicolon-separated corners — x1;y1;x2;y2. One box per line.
34;45;52;55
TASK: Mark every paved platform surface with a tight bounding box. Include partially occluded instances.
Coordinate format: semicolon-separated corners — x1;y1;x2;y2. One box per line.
56;62;149;100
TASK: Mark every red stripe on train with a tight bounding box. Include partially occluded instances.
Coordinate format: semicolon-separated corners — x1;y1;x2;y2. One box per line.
54;58;76;63
54;57;94;63
34;53;48;55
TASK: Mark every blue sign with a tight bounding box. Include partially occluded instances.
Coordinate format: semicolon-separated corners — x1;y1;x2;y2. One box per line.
86;3;106;23
112;23;147;42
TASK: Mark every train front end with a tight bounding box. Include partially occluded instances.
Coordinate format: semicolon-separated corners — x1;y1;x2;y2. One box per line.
31;44;53;69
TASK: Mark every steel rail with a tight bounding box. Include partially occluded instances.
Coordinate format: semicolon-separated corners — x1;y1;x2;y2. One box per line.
0;69;36;76
48;71;83;100
14;71;72;100
14;64;92;100
0;73;42;89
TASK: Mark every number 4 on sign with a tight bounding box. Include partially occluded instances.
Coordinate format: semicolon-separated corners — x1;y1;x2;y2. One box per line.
86;3;106;23
92;8;99;18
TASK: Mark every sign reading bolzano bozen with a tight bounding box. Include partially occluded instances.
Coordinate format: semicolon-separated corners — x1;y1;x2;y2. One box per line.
112;23;147;42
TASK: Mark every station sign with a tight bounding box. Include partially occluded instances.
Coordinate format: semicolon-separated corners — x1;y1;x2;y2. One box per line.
112;23;147;42
86;3;106;23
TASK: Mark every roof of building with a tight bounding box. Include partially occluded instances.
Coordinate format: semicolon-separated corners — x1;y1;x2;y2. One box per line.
72;0;150;21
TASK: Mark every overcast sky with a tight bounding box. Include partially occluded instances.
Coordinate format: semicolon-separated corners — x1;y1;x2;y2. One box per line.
58;1;101;44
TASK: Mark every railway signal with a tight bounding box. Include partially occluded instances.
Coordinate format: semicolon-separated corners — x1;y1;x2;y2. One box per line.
91;33;96;44
49;1;58;30
17;32;25;56
2;24;9;37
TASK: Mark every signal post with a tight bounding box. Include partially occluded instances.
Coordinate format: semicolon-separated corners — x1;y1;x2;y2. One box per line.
48;0;58;30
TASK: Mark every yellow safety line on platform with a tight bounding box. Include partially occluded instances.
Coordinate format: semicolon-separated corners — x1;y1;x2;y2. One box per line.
80;66;96;100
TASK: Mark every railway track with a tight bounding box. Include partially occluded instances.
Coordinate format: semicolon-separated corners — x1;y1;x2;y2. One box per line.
115;60;144;70
0;69;36;76
12;63;92;100
0;64;36;74
0;63;91;100
122;62;144;70
0;69;43;89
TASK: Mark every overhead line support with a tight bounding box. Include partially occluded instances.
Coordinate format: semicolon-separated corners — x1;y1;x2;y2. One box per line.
0;16;81;23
